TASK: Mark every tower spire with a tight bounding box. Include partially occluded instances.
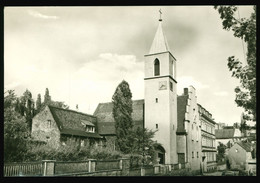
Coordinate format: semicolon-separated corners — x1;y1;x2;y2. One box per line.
148;10;170;54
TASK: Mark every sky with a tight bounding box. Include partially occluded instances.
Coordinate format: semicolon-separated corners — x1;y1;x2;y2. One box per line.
4;6;255;126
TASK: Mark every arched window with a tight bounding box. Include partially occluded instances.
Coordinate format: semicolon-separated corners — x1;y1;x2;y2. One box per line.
154;59;160;76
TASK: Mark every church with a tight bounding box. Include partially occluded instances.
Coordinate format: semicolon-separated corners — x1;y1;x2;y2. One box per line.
32;13;216;171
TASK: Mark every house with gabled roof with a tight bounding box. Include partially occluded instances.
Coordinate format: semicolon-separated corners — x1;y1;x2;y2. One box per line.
31;105;104;148
227;141;256;170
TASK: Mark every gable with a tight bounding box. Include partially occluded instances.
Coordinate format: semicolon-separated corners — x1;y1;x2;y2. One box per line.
34;105;102;139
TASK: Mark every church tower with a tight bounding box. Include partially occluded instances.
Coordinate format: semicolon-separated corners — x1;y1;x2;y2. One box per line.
144;12;178;164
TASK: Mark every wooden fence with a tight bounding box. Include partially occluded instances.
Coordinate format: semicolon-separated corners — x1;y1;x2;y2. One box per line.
4;162;43;177
96;160;120;171
4;159;190;177
55;160;89;175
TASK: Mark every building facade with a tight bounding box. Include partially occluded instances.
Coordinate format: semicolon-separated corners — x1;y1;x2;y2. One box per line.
176;87;202;171
31;105;103;148
198;104;217;172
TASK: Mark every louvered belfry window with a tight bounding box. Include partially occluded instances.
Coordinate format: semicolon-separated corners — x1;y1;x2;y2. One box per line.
154;59;160;76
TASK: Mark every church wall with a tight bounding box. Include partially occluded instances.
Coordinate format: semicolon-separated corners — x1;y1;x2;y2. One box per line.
144;50;177;164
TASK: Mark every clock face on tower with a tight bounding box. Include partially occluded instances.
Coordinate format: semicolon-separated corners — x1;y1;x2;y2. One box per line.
159;81;167;90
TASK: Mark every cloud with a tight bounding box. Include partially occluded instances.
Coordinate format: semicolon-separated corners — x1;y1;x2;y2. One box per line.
214;91;229;96
54;53;144;113
28;10;59;20
4;82;21;90
177;76;209;94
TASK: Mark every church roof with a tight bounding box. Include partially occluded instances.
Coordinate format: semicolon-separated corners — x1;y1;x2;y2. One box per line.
47;105;102;138
149;20;170;54
94;99;144;135
215;129;235;139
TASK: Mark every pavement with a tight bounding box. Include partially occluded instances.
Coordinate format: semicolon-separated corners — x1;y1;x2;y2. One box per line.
202;171;223;176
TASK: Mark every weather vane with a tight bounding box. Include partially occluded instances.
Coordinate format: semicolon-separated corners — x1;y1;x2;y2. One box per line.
159;9;162;21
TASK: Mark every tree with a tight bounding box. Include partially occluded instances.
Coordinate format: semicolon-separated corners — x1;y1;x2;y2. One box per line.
20;89;34;132
112;80;133;153
42;88;69;109
49;101;69;109
4;90;30;162
44;88;51;105
216;142;226;162
36;94;42;113
128;127;159;165
214;6;256;122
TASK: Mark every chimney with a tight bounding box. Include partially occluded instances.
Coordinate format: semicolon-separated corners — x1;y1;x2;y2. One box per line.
184;88;188;95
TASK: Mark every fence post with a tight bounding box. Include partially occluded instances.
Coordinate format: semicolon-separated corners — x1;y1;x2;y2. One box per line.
120;158;130;176
119;159;123;170
141;167;145;176
178;163;181;170
42;160;56;176
88;159;96;173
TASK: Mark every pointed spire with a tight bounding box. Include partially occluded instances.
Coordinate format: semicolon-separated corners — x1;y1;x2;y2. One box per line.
149;15;170;54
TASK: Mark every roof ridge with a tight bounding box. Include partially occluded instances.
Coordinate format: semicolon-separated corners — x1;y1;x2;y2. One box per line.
48;105;96;118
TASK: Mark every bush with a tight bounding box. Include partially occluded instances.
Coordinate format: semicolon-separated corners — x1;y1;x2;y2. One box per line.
22;143;124;162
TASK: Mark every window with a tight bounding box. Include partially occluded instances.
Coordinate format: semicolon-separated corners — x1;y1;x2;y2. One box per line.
86;125;95;133
47;120;51;128
156;98;158;103
192;151;194;158
154;59;160;76
173;124;174;130
81;140;85;147
156;124;158;129
196;126;199;141
170;60;173;76
170;81;173;91
197;152;199;158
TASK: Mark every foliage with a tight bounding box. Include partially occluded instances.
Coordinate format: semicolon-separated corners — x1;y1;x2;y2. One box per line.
20;89;34;132
214;6;256;121
216;142;226;162
112;80;133;153
23;143;123;162
4;90;30;163
48;100;69;109
112;80;158;164
36;94;42;113
44;88;51;104
127;127;158;166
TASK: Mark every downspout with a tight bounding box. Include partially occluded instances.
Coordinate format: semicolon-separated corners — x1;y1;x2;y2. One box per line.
186;121;188;164
143;103;145;166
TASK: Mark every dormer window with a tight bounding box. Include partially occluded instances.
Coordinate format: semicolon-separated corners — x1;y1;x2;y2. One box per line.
85;125;95;133
81;120;95;133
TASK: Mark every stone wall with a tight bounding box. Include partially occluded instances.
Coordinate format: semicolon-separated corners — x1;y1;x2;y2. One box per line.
31;106;61;147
